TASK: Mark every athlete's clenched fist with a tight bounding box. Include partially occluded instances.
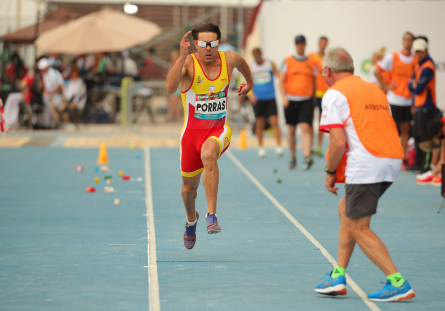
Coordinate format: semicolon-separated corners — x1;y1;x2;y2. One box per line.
237;82;252;96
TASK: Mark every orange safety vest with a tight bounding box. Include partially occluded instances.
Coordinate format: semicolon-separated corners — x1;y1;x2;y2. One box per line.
326;76;404;182
391;51;417;99
381;70;391;86
331;76;404;159
414;60;436;108
308;52;328;98
284;56;316;97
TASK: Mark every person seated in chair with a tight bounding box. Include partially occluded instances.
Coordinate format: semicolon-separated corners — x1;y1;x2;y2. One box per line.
416;118;445;185
60;66;87;123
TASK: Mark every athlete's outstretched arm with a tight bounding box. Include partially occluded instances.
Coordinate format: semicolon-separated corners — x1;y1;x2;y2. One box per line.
166;31;191;93
225;50;254;96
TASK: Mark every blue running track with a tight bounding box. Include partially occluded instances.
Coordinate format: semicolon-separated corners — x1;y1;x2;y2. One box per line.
1;146;444;310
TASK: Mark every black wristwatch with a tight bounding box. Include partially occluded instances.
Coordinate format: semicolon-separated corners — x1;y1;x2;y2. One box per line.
325;166;337;175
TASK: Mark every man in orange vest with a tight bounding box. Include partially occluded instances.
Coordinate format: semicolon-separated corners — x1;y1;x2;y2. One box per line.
409;38;436;173
309;36;329;158
314;47;415;302
278;35;318;170
374;32;416;167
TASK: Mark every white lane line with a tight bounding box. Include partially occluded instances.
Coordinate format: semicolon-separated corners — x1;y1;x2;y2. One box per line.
144;147;160;311
226;150;380;311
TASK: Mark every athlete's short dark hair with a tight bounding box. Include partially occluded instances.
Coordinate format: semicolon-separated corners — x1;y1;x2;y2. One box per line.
191;22;221;40
252;47;262;54
403;32;414;39
319;36;328;41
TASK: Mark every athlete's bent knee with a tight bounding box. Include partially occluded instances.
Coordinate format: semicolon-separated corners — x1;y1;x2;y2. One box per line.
201;146;219;165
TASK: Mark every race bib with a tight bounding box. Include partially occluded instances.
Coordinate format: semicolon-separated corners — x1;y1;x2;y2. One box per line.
253;71;272;85
194;91;227;120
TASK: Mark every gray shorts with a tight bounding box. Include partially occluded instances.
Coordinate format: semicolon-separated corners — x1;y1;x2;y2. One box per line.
345;182;392;219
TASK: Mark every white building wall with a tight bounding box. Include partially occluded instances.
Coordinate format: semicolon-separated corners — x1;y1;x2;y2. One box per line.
258;1;445;110
0;0;41;37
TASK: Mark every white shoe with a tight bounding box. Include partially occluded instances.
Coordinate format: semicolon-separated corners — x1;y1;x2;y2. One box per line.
276;146;283;157
416;170;432;180
258;148;266;158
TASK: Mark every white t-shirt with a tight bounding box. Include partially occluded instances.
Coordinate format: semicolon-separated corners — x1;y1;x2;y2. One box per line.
320;89;401;184
281;56;318;101
43;68;64;93
64;78;87;109
377;51;414;107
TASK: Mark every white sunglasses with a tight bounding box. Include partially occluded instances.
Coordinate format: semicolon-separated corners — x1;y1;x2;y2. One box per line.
194;40;220;48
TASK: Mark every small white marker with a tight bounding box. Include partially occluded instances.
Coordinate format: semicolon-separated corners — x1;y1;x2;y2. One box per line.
104;186;114;193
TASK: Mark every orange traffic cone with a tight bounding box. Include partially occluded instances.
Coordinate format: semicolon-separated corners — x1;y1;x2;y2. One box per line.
239;129;248;150
97;142;109;165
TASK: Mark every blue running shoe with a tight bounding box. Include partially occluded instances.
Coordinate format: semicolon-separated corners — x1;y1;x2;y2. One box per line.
206;213;221;234
367;280;415;302
184;212;199;250
315;272;347;296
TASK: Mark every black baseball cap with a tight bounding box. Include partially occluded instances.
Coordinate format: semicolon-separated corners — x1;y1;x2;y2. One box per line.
295;35;306;44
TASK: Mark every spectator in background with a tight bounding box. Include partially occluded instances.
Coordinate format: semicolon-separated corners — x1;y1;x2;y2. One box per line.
416;118;444;186
76;54;95;78
116;50;139;77
374;32;417;166
19;66;45;128
248;47;282;158
309;36;329;157
369;46;390;90
76;54;87;78
416;35;429;43
94;52;115;86
409;38;436;173
20;69;34;105
95;52;115;75
77;54;96;90
5;52;27;90
2;55;30;128
38;58;64;128
278;35;318;170
61;58;77;80
48;53;62;71
167;50;182;122
60;66;87;123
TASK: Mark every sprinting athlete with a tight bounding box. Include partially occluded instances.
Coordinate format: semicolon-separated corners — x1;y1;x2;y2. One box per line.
166;22;253;250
